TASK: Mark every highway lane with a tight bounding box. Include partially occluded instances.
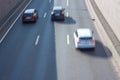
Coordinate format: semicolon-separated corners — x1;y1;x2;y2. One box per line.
0;0;119;80
55;0;120;80
0;0;57;80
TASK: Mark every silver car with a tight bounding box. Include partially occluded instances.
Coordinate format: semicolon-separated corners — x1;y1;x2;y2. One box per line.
73;28;96;50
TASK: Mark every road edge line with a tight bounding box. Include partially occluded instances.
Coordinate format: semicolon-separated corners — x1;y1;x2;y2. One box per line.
0;0;33;44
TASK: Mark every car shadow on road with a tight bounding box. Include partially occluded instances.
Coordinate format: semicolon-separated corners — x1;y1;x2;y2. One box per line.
76;40;112;58
55;16;76;25
21;21;38;27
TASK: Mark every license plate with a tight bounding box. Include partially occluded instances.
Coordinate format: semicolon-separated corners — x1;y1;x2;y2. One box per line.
81;40;89;44
55;14;60;16
26;17;31;19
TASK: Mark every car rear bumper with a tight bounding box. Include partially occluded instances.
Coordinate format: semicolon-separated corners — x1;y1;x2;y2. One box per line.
51;16;64;20
76;43;95;49
22;19;36;22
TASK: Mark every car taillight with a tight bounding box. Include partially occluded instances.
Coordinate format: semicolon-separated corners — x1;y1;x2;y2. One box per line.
76;39;80;43
23;16;25;19
61;11;64;15
91;39;95;43
51;11;54;15
32;16;35;20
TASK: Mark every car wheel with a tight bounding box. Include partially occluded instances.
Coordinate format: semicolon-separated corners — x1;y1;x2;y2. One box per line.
51;18;54;21
34;19;37;23
37;15;39;19
22;21;25;23
92;47;95;51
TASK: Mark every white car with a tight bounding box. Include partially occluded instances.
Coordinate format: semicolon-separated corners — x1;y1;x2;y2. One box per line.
73;28;96;50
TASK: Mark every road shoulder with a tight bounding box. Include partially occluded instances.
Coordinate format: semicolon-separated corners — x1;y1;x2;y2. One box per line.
85;0;120;78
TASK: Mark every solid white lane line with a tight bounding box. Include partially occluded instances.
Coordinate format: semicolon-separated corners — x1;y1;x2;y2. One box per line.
66;12;69;17
35;35;40;46
49;0;51;3
44;12;47;18
0;0;33;44
66;0;69;6
67;35;70;45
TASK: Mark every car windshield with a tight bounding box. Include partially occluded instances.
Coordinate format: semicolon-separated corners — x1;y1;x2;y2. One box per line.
24;13;33;17
79;37;92;40
54;10;61;13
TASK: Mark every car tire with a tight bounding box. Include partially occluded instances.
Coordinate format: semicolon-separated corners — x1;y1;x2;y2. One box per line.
34;19;37;23
92;47;95;51
62;18;65;21
22;21;25;24
51;18;54;21
35;20;37;22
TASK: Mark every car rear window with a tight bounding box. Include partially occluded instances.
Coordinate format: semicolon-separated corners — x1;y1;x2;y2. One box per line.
54;10;61;13
23;13;33;17
79;37;92;40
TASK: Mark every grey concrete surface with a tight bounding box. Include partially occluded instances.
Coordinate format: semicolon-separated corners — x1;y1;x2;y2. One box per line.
0;0;22;21
94;0;120;42
90;0;120;56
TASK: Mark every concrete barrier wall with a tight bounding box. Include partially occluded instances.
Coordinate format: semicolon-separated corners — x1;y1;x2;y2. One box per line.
0;0;22;21
95;0;120;41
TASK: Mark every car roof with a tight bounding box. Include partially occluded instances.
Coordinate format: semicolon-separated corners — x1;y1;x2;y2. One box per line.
53;6;62;10
77;28;92;38
24;9;35;13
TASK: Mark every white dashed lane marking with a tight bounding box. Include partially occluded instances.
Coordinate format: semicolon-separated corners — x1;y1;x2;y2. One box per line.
67;35;70;45
66;0;69;6
43;12;47;18
49;0;52;3
66;12;69;17
35;35;40;46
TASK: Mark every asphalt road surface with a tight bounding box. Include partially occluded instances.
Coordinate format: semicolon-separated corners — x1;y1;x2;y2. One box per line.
0;0;119;80
0;0;57;80
55;0;119;80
